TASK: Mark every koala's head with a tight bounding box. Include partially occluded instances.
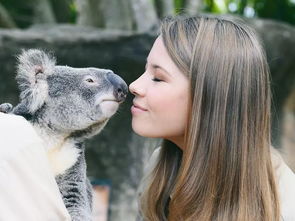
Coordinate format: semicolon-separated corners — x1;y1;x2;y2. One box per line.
14;49;128;135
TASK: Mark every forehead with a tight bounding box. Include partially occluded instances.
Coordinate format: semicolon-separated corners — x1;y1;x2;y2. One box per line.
147;37;183;76
147;37;170;63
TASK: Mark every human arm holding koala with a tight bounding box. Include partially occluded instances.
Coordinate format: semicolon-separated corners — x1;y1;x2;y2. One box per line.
0;112;71;221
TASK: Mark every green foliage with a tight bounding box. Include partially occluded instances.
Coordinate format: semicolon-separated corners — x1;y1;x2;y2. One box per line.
49;0;77;24
167;0;295;25
68;1;78;23
254;0;295;25
204;0;228;13
174;0;186;14
204;0;295;25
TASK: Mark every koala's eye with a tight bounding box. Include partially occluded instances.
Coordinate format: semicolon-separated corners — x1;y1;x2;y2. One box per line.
85;78;95;83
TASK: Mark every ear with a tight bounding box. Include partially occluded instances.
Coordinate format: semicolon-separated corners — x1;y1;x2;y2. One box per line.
16;49;56;114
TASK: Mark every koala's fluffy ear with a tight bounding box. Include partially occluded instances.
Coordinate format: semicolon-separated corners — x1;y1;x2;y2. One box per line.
16;49;56;114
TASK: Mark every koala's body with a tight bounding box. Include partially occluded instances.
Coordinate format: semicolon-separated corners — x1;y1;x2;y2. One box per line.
0;49;128;220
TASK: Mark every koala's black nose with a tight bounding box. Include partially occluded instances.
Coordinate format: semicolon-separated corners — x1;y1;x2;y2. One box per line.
106;72;128;102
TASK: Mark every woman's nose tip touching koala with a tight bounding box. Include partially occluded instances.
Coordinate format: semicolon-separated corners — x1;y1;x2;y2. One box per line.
0;49;128;220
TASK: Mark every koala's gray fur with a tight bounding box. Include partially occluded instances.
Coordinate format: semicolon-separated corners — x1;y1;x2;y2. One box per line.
0;49;128;220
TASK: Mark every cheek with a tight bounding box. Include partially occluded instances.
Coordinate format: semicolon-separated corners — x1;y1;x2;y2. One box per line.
153;92;188;132
149;87;188;117
132;88;189;138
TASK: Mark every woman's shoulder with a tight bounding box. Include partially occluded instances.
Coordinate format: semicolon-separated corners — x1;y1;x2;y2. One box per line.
271;149;295;220
143;147;161;173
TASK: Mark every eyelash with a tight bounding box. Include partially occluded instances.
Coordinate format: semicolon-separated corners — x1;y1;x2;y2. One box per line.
152;77;163;82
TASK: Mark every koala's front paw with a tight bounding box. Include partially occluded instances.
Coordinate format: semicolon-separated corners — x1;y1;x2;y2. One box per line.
0;103;13;113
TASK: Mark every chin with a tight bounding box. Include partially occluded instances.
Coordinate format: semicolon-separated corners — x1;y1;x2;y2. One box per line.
131;121;162;138
132;121;150;137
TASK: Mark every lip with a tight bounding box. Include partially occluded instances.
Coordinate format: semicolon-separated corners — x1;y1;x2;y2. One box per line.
131;102;148;114
133;102;147;111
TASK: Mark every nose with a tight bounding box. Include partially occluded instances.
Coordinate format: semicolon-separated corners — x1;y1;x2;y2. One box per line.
129;81;137;95
106;72;128;102
129;73;145;96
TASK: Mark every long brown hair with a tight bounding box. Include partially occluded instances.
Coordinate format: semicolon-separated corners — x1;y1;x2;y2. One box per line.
138;15;280;221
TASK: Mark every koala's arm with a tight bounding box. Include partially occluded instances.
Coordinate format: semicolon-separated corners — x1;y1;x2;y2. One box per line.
0;102;33;121
0;103;13;113
55;149;93;221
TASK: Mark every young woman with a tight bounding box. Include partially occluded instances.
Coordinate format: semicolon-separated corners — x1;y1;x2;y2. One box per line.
129;15;295;221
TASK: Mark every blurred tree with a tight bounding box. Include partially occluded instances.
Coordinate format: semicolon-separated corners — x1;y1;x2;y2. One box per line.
130;0;158;32
0;2;16;28
154;0;174;18
0;0;56;27
0;0;36;28
0;0;75;28
51;0;76;24
186;0;204;15
33;0;56;24
0;0;294;28
75;0;157;32
75;0;106;28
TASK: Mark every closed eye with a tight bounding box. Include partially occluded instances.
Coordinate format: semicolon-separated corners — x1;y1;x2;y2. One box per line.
152;77;163;82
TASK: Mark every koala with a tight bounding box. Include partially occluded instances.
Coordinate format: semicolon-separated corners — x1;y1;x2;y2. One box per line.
0;49;128;220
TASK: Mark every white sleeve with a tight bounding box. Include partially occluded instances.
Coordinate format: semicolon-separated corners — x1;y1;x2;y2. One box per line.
272;149;295;221
0;113;71;221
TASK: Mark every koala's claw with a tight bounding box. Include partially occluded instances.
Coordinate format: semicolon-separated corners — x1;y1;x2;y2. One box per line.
0;103;13;113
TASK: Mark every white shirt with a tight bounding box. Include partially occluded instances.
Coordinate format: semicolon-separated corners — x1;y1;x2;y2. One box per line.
272;150;295;220
0;113;71;221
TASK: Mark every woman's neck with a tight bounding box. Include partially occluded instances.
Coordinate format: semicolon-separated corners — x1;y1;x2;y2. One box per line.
166;135;185;150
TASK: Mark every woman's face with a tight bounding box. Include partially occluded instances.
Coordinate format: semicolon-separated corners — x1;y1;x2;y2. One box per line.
129;37;190;147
